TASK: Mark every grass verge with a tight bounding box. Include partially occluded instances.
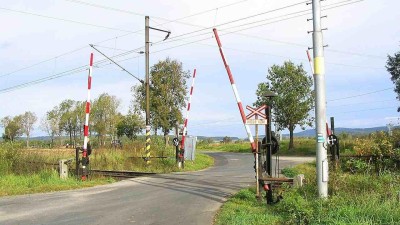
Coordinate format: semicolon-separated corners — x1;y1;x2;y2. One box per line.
198;139;316;156
215;163;400;225
0;170;113;197
1;141;214;197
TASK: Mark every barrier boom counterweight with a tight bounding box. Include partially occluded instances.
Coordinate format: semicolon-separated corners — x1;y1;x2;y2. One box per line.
213;28;256;152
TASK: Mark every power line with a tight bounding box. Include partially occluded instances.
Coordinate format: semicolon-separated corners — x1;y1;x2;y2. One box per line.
147;1;378;70
329;99;397;108
156;1;308;43
68;0;380;61
0;7;135;33
1;0;366;80
1;1;309;80
90;44;144;83
0;0;247;79
0;32;144;79
0;0;368;92
65;0;249;29
0;48;144;94
328;88;393;102
335;106;394;114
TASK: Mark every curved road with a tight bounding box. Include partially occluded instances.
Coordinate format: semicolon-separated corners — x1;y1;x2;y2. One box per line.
0;152;313;225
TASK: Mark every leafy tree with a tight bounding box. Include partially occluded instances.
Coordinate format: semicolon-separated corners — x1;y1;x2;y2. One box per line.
222;136;232;143
72;101;85;144
41;107;61;146
386;50;400;111
116;112;144;140
255;61;314;150
1;116;23;142
58;99;76;146
92;93;121;146
132;57;190;144
21;111;37;147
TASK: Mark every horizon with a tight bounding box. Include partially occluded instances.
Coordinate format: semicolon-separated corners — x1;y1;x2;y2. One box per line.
0;0;399;138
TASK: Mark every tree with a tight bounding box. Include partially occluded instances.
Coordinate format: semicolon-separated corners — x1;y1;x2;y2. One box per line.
116;112;144;140
58;99;76;146
1;116;23;142
255;61;314;150
92;93;121;146
41;107;61;146
71;101;85;145
132;57;190;144
386;50;400;111
21;111;37;147
222;136;232;144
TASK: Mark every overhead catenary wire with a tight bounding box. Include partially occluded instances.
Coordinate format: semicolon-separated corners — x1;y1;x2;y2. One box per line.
67;0;378;60
335;106;394;114
0;7;135;33
89;44;144;83
328;87;393;102
66;0;249;29
0;0;369;93
329;99;397;108
0;0;248;79
1;0;367;80
0;50;144;94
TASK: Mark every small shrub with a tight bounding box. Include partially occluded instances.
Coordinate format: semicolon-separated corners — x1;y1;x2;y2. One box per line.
281;167;299;178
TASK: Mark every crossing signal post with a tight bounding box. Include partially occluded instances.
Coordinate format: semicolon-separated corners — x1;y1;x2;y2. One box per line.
245;105;268;199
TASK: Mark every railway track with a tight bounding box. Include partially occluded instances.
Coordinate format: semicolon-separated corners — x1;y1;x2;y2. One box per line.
90;169;156;179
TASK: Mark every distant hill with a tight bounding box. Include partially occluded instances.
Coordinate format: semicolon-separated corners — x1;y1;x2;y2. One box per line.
289;126;389;137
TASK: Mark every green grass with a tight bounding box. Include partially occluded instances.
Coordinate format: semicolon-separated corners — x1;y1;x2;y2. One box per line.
0;169;113;197
198;142;250;153
197;138;317;156
215;188;282;225
215;163;400;225
0;141;214;197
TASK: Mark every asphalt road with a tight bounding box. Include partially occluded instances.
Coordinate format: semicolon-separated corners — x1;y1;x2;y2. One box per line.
0;152;314;225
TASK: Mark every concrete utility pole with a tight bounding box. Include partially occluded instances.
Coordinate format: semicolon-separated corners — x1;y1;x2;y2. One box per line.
311;0;329;198
145;16;151;162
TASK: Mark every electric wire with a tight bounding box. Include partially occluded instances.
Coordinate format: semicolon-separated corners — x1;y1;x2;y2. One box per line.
0;0;248;78
0;0;370;93
329;99;397;108
65;0;249;29
1;0;366;80
335;106;394;114
0;7;135;33
328;88;393;102
0;48;144;94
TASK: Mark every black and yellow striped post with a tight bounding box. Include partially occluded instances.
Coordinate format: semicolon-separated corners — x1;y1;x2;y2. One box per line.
145;125;151;164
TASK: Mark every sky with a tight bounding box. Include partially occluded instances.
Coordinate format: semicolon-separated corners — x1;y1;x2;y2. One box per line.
0;0;399;138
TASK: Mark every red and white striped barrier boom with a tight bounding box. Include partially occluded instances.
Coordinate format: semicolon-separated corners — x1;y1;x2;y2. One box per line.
180;69;197;158
82;53;93;181
213;28;256;152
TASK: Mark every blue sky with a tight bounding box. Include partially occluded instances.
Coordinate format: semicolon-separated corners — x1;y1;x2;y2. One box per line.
0;0;399;138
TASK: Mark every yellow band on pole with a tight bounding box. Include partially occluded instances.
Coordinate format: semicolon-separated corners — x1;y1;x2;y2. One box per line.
314;57;325;75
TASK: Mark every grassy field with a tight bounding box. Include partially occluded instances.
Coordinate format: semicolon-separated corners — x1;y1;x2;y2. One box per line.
215;162;400;225
0;141;214;196
198;138;317;156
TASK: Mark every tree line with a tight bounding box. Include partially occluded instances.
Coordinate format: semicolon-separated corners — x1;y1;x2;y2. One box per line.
0;57;190;147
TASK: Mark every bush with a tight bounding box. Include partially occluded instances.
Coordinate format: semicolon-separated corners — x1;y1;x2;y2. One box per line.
281;167;299;178
0;142;23;174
